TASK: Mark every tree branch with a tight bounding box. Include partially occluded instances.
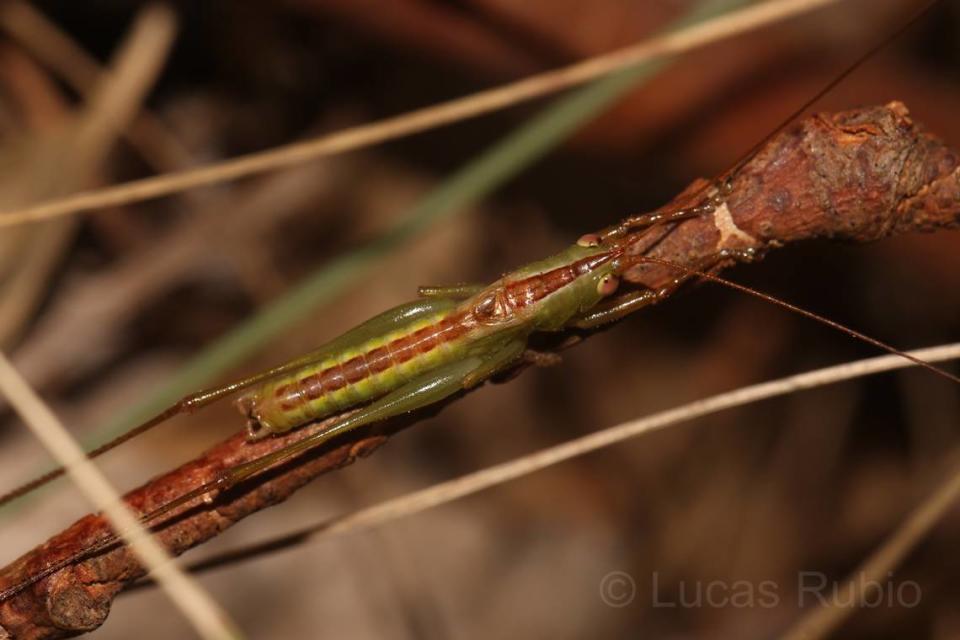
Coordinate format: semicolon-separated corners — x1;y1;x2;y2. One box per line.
619;101;960;291
0;102;957;638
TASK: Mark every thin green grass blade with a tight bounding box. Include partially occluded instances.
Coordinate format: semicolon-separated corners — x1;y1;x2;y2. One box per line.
3;0;745;512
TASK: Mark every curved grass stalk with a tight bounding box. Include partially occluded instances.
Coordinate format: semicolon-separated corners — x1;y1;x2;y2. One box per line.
0;6;241;637
0;0;840;229
780;450;960;639
0;1;198;172
65;0;749;484
158;344;960;581
0;352;240;640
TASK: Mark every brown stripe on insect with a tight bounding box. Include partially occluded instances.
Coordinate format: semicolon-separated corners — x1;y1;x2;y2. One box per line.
299;374;324;401
274;310;474;414
388;311;470;359
366;347;393;374
341;357;368;385
409;325;440;355
322;364;347;393
493;251;620;315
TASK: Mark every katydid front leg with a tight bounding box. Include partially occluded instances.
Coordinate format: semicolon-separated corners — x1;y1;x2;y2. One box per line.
571;248;757;329
571;287;670;329
582;178;732;246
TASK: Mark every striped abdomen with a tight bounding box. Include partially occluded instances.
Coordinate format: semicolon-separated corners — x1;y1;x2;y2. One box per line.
240;246;618;438
239;309;473;437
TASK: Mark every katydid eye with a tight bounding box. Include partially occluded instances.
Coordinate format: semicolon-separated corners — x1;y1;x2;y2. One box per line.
597;274;619;296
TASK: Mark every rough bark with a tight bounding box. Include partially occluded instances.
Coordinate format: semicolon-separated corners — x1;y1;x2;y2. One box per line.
0;102;957;638
620;101;960;289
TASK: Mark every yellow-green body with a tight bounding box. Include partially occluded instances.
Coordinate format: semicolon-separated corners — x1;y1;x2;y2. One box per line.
237;241;624;437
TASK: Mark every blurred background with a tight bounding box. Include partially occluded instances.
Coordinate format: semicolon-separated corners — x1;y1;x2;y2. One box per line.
0;0;958;637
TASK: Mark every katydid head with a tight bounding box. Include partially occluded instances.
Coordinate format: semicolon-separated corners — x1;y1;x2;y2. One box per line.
575;234;627;297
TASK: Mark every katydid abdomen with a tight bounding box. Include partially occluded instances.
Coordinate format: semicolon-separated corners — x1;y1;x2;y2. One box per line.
240;307;475;436
237;242;622;438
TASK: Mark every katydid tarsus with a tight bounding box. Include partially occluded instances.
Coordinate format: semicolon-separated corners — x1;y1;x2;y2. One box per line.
0;0;956;606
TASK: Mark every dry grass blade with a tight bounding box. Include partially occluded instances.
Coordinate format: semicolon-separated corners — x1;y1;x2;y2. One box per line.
70;4;175;164
0;7;242;637
1;101;956;636
0;2;178;349
0;0;195;170
780;451;960;640
0;352;240;640
0;0;843;228
173;344;960;576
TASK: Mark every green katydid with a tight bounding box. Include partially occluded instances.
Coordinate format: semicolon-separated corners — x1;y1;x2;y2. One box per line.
0;0;956;606
2;179;958;603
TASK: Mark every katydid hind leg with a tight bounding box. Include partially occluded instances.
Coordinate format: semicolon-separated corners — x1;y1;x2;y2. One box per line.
0;347;523;601
226;341;526;486
0;297;462;509
462;339;526;388
223;355;491;486
126;358;493;546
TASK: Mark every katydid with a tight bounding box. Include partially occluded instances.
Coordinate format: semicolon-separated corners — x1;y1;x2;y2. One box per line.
3;182;959;604
0;203;689;510
0;0;956;607
0;194;754;602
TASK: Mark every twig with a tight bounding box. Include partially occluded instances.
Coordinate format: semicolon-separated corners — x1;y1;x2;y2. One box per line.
0;0;843;228
616;101;960;290
0;7;240;639
0;103;957;637
161;344;960;579
0;352;239;640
